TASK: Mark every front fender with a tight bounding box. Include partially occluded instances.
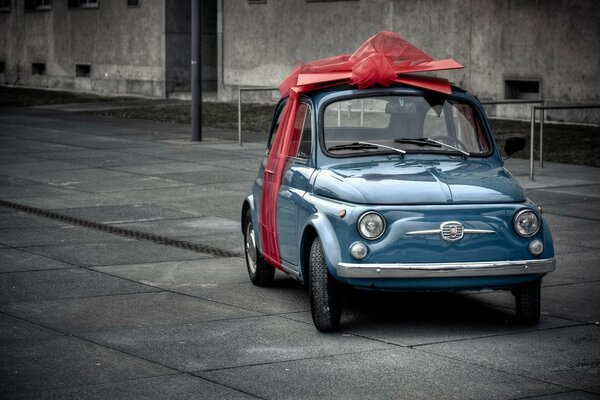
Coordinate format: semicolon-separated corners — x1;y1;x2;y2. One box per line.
305;212;342;278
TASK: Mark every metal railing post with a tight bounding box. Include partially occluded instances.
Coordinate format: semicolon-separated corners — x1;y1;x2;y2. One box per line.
530;106;536;181
539;105;545;168
238;87;242;146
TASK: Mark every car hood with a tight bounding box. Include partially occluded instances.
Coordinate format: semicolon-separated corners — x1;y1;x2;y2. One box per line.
313;159;525;205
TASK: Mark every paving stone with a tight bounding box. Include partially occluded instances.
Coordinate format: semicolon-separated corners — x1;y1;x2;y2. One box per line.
84;315;389;372
4;291;260;334
160;169;258;186
0;226;125;247
17;167;191;193
545;201;600;221
0;336;175;396
418;325;600;394
0;313;60;344
7;192;126;209
469;281;600;323
34;149;173;168
543;213;600;253
543;249;600;286
24;239;212;267
0;182;82;199
173;278;310;315
93;258;249;287
110;161;218;176
53;204;190;224
200;347;563;400
115;216;239;238
0;268;160;304
0;212;65;229
526;392;600;399
0;160;84;178
0;248;74;273
3;374;259;400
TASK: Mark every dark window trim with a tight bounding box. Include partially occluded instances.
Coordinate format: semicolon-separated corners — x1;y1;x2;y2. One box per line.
248;0;266;4
68;0;98;9
504;77;542;100
75;63;91;78
127;0;140;8
31;62;46;75
0;0;11;13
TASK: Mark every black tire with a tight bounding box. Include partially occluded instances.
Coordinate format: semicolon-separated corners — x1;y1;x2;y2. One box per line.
309;237;342;332
513;279;541;324
243;211;275;286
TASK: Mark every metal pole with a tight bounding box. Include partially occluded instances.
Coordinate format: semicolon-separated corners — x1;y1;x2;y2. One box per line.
529;106;535;181
360;99;364;127
238;88;242;146
191;0;202;141
539;105;545;168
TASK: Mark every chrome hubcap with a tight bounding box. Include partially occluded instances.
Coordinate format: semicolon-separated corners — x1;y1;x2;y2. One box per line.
245;222;257;274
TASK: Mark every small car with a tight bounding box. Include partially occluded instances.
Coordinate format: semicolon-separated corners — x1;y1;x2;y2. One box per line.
241;55;555;333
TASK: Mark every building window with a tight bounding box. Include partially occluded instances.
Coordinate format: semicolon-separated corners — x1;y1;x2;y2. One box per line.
306;0;359;2
75;64;91;78
0;61;5;74
127;0;139;7
32;63;46;75
0;0;10;13
24;0;52;11
68;0;98;9
248;0;266;4
505;79;541;100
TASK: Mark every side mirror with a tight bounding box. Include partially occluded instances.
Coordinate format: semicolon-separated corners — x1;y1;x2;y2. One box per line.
504;137;526;159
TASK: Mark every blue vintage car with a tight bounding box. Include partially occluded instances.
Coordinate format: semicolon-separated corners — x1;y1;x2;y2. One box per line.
242;85;555;331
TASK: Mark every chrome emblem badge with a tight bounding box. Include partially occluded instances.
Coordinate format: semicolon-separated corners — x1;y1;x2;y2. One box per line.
440;221;464;242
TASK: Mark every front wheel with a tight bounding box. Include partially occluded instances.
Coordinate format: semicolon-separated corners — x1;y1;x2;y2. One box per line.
244;211;274;286
512;279;541;324
309;237;342;332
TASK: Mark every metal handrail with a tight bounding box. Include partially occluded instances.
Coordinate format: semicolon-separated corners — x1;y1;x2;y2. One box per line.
237;87;278;146
529;104;600;180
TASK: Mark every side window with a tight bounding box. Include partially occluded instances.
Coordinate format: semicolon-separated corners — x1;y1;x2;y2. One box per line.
267;102;287;153
296;104;312;159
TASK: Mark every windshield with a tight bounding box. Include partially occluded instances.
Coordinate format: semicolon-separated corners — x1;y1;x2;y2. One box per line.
323;95;490;156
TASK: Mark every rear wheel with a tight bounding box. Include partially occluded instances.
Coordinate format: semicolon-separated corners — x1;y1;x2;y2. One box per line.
512;279;541;324
309;237;342;332
244;211;274;286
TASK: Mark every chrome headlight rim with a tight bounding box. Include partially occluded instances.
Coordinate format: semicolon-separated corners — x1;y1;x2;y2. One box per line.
513;208;540;238
357;211;386;240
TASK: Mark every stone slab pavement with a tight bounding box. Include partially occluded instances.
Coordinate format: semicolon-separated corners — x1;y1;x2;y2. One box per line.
0;103;599;399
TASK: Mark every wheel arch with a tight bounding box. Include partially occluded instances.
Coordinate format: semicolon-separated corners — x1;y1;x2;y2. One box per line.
300;213;342;283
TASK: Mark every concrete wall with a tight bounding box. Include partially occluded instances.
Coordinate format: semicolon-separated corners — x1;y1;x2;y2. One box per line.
0;0;166;97
165;0;217;95
220;0;600;123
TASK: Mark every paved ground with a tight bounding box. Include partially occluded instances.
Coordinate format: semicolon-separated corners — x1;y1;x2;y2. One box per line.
0;103;599;399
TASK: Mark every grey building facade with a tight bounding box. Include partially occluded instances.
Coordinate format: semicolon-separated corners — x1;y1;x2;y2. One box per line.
1;0;598;122
219;0;599;122
0;0;216;97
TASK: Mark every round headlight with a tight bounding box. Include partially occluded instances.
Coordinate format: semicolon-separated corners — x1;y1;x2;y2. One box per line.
513;209;540;237
358;211;385;240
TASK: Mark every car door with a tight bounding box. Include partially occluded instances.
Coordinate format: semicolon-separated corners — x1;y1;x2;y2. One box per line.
276;102;314;266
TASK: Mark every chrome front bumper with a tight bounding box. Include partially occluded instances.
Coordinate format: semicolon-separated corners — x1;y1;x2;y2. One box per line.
336;258;556;279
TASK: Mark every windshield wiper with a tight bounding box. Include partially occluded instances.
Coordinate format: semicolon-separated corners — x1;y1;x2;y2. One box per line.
328;141;406;155
394;137;469;157
328;142;378;151
394;138;442;147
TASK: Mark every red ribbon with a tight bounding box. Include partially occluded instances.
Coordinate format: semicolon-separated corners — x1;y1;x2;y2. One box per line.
260;32;464;268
